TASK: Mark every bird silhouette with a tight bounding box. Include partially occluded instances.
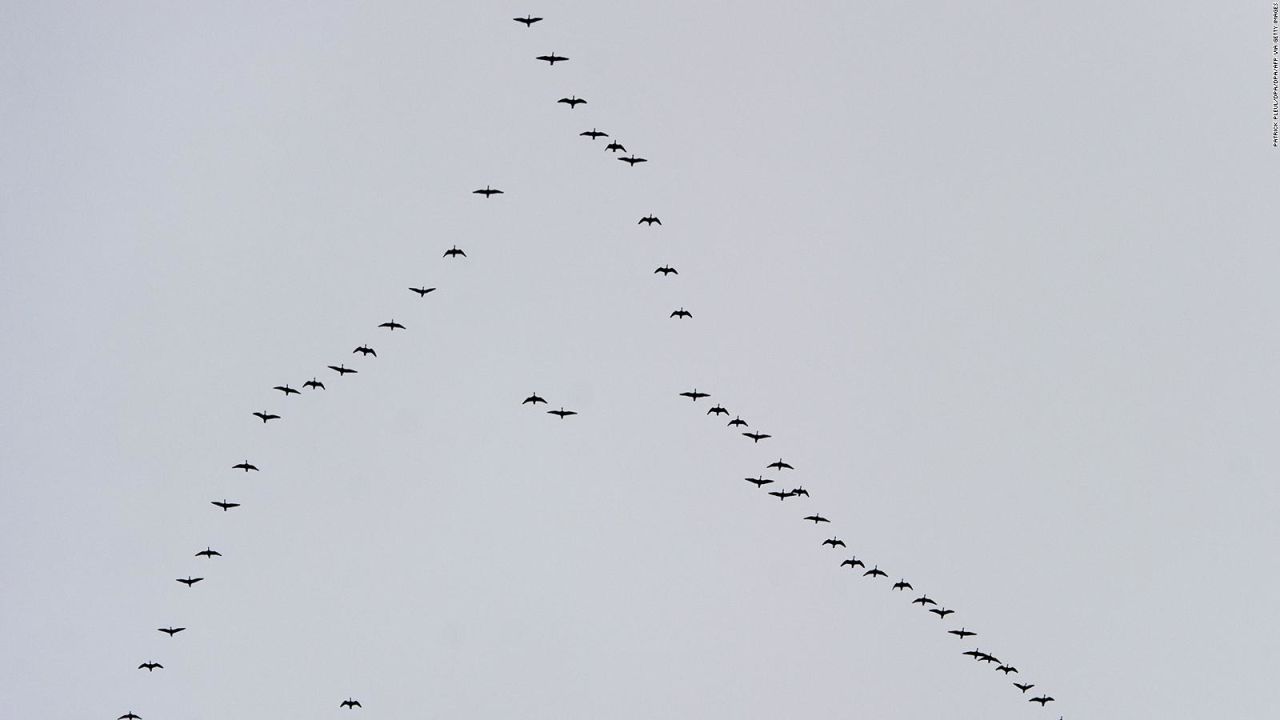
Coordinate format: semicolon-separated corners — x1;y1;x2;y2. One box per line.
176;576;203;587
328;364;357;376
679;389;709;401
930;607;955;619
978;653;1001;664
232;461;258;472
522;393;547;405
1029;696;1054;706
670;308;692;319
743;432;771;443
157;627;185;636
473;185;503;197
912;595;937;606
639;215;661;225
707;404;729;416
997;664;1019;674
195;547;221;558
892;579;913;591
619;155;648;166
768;490;796;500
137;662;163;671
654;265;678;275
119;713;141;720
353;345;377;357
864;566;888;578
804;514;830;524
410;286;436;297
1014;683;1035;693
444;245;466;258
536;52;568;65
548;407;577;419
340;698;363;709
841;557;865;568
303;377;326;390
513;15;542;26
768;458;794;471
378;320;405;331
580;128;608;139
211;500;240;511
822;538;846;548
252;411;280;423
273;384;299;396
790;487;809;497
604;141;626;153
949;628;976;639
557;96;586;108
963;648;985;659
727;416;747;427
745;476;773;488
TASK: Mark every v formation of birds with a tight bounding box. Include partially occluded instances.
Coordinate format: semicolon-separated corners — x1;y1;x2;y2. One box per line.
110;13;1063;719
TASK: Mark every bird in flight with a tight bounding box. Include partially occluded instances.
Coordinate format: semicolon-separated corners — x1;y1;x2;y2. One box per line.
767;458;794;471
548;407;577;419
522;393;547;405
580;128;608;139
273;384;300;396
912;595;937;606
1014;683;1035;693
1029;696;1055;706
353;345;377;357
604;141;626;153
138;662;163;672
232;461;258;472
930;607;955;619
790;486;809;497
892;579;913;591
157;627;185;636
745;475;773;488
743;432;771;443
707;404;729;416
949;628;976;639
639;214;661;225
822;538;846;548
328;364;357;376
195;547;221;558
840;557;865;568
768;490;796;500
536;52;568;65
513;15;542;26
997;664;1019;675
473;185;503;197
304;377;326;390
252;411;280;423
211;499;240;511
176;576;203;587
618;155;648;166
679;388;709;401
444;245;467;258
864;566;888;578
379;319;405;331
670;307;692;319
557;96;586;108
654;265;678;276
727;416;747;427
410;286;436;297
804;514;830;524
340;698;363;709
119;713;142;720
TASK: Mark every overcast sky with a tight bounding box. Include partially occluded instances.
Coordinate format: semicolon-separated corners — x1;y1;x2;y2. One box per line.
3;2;1279;718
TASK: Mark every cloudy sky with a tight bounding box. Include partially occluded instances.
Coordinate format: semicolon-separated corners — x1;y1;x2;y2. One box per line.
3;2;1278;718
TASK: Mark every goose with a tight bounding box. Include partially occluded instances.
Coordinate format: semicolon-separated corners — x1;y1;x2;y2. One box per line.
949;628;976;639
232;461;258;472
536;52;568;65
353;345;377;357
409;286;436;297
1014;683;1035;693
252;411;280;423
997;665;1019;675
803;514;829;524
195;547;221;558
604;141;626;153
211;500;240;511
513;15;542;26
912;596;937;606
707;405;729;416
157;627;185;636
892;579;913;591
303;377;326;390
444;245;467;258
822;538;846;548
557;96;586;108
930;607;955;619
767;459;794;471
176;577;203;587
378;320;405;331
273;384;299;396
727;416;747;427
547;408;577;419
790;487;809;497
137;662;163;672
679;389;709;401
654;265;677;275
638;215;661;225
1029;696;1054;706
745;476;773;488
580;128;608;139
670;308;692;319
841;557;865;568
328;365;357;376
522;393;547;405
473;185;503;197
119;713;142;720
864;566;887;578
618;155;648;166
340;698;363;709
768;490;796;500
743;432;771;443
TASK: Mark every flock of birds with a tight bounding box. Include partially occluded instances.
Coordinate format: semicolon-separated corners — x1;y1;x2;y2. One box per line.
110;12;1064;719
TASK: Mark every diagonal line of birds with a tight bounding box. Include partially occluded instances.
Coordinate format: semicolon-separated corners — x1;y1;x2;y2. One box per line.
110;12;1064;719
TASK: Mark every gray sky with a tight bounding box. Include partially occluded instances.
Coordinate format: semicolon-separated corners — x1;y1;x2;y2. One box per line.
3;1;1278;718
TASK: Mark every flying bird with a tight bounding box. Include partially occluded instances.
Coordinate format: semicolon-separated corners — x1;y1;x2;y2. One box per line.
522;393;547;405
963;648;985;659
930;607;955;619
1029;696;1055;706
745;476;773;488
654;265;678;276
912;595;937;606
409;286;436;297
803;514;830;524
157;627;185;636
892;579;913;591
557;96;586;108
997;665;1019;675
252;411;280;423
604;141;626;153
1014;683;1035;693
303;377;326;390
328;364;357;376
707;404;729;416
137;662;163;672
864;566;888;578
536;52;568;65
949;628;976;639
790;487;809;497
727;416;747;427
618;155;648;166
548;407;577;419
580;128;608;139
670;308;692;319
378;320;405;331
340;698;363;709
978;653;1001;664
473;185;503;197
639;215;661;225
444;245;467;258
232;461;258;472
119;713;141;720
768;458;794;471
743;432;771;443
679;389;709;401
513;15;542;26
195;547;221;558
841;557;865;568
768;490;796;500
273;384;299;396
176;576;203;587
353;345;377;357
822;538;846;548
211;500;240;511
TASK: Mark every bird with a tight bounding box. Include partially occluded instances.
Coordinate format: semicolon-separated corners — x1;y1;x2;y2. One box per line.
841;557;865;568
963;648;985;659
232;461;258;472
410;286;436;297
803;514;830;524
328;364;357;376
137;662;163;672
379;319;405;331
768;458;794;471
340;698;363;709
353;345;377;357
930;607;955;619
997;664;1019;675
639;215;661;225
978;653;1001;664
473;185;503;197
679;389;709;401
513;15;542;26
195;547;221;558
912;595;937;606
1029;696;1055;706
522;393;547;405
157;627;185;636
743;432;771;443
707;404;729;416
252;411;280;423
768;490;796;500
790;487;809;497
211;500;240;511
1014;683;1035;693
273;384;299;396
619;155;648;166
548;407;577;419
949;628;976;639
176;576;203;587
670;308;692;319
557;96;586;108
727;416;748;427
580;128;608;139
119;713;142;720
822;538;846;548
654;265;678;276
745;476;773;488
892;579;913;591
864;566;888;578
604;141;626;153
536;52;568;65
303;377;326;390
444;245;466;258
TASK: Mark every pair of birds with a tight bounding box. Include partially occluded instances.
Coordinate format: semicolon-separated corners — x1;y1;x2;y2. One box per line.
522;393;576;418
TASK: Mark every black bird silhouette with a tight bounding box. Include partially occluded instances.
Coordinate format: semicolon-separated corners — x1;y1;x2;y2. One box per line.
892;579;913;591
790;487;809;497
176;576;203;587
303;377;326;390
340;698;363;709
119;713;142;720
536;52;568;65
328;364;357;376
745;475;773;488
195;547;221;558
707;405;729;416
1014;683;1035;693
864;566;888;578
803;514;830;524
548;407;577;419
378;320;405;331
727;416;748;427
580;128;608;139
654;265;678;276
743;432;771;443
604;141;626;153
930;607;955;619
979;654;1001;665
513;15;542;26
639;215;661;225
473;185;503;197
670;307;692;319
232;461;258;472
841;557;865;568
768;458;794;471
252;411;280;423
949;628;976;639
353;345;377;357
912;595;937;606
273;384;299;396
822;538;846;548
1029;696;1054;706
157;627;185;636
211;500;240;511
444;245;466;258
618;155;648;166
138;662;163;671
522;393;547;405
768;490;796;500
557;96;586;108
997;664;1019;675
963;648;985;659
679;389;709;401
410;286;436;297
